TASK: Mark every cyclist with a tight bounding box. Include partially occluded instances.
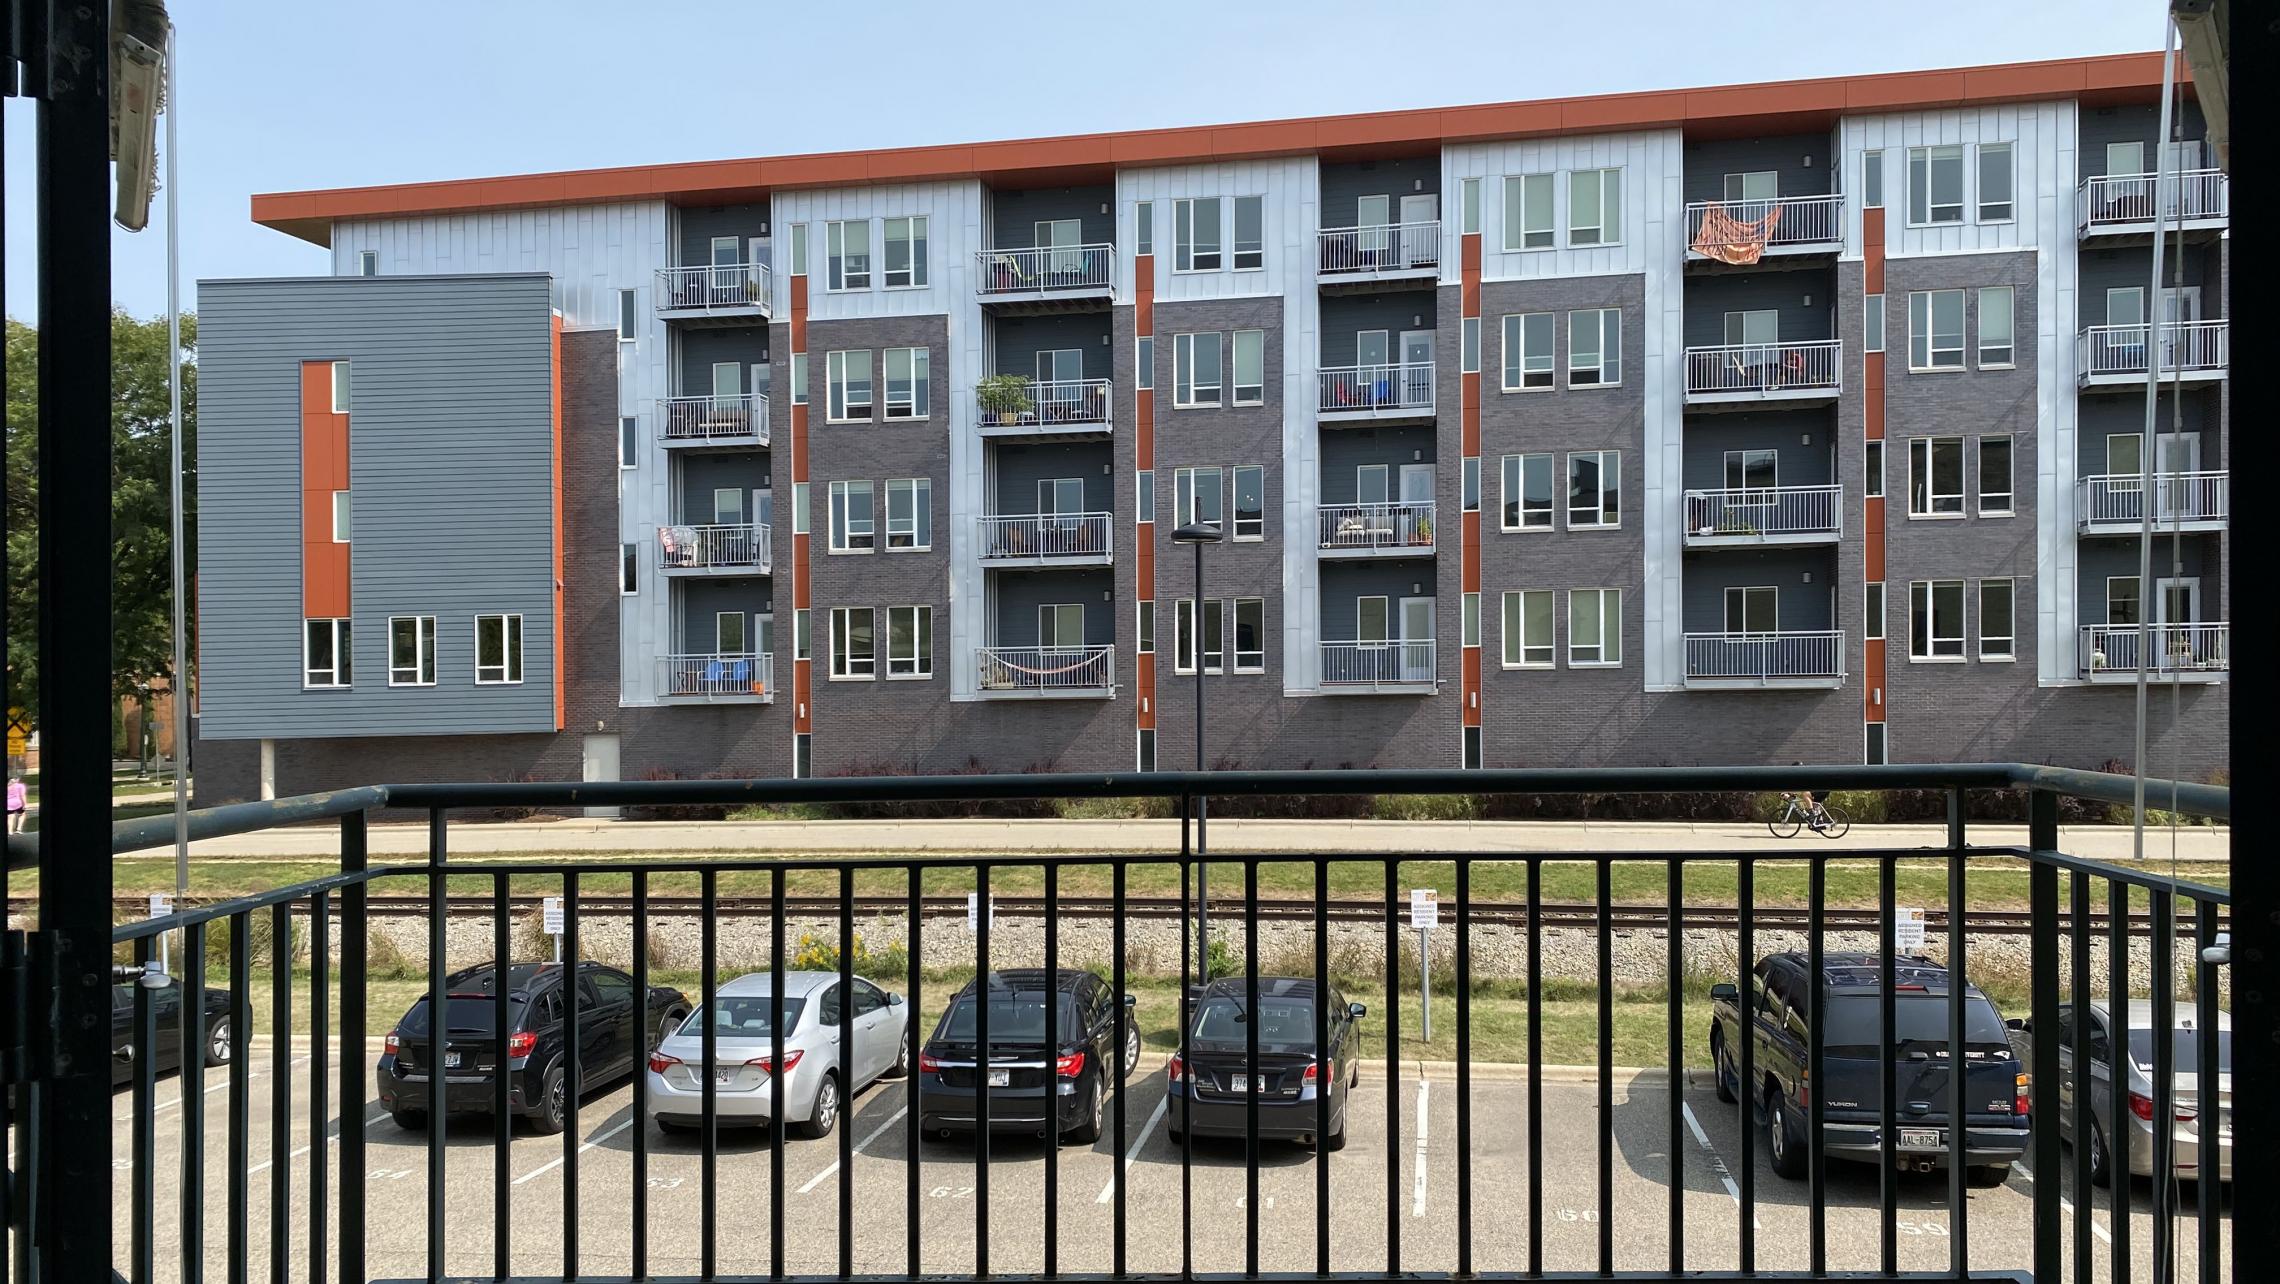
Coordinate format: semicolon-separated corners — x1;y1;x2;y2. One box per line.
1789;763;1832;832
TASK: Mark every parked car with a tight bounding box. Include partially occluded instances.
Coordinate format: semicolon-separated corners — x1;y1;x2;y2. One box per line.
112;979;235;1085
916;968;1140;1145
2006;999;2231;1185
377;961;690;1134
645;970;910;1139
1708;952;2029;1186
1166;977;1364;1151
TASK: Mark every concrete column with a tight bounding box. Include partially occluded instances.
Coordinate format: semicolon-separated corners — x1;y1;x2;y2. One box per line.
259;738;276;800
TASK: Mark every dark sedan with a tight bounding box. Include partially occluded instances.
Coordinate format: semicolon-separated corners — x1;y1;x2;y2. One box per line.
378;961;689;1135
917;969;1140;1145
112;979;235;1085
1166;977;1363;1151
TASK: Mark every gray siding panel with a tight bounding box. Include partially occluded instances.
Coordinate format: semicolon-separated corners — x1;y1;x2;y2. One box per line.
1681;549;1839;632
987;186;1114;250
990;313;1111;382
1682;268;1837;347
1680;133;1838;204
677;203;772;268
989;569;1115;648
2076;103;2209;179
990;441;1112;514
1680;408;1838;488
1319;293;1438;368
1318;157;1441;231
677;325;773;396
1320;426;1438;504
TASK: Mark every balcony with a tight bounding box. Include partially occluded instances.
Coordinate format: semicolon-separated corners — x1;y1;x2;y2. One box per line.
658;393;769;449
1682;486;1842;547
658;523;770;576
2077;472;2228;534
975;644;1115;698
1317;361;1436;425
1315;220;1440;289
1316;501;1436;559
654;263;772;325
1683;340;1840;406
2077;320;2228;388
1318;639;1437;694
1683;631;1845;689
977;379;1112;438
658;651;773;702
2080;622;2228;683
2077;170;2228;239
1684;194;1844;267
976;513;1113;568
973;244;1116;313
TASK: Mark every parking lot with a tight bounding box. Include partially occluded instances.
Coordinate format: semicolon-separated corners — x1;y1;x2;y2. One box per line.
87;1039;2226;1281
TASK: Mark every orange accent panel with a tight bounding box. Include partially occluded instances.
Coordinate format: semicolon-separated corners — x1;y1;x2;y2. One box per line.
1135;389;1154;470
1865;353;1885;440
1136;524;1154;590
1864;639;1886;723
1863;208;1885;292
794;658;812;734
789;278;808;351
1462;648;1482;723
299;361;350;619
1461;371;1480;415
1865;496;1885;581
1461;512;1481;593
1460;234;1482;274
550;314;566;731
1136;654;1157;730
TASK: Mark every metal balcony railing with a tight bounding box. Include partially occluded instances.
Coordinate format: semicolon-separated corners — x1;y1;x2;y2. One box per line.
1318;638;1436;688
975;644;1115;693
1317;361;1435;415
659;392;770;444
2080;622;2229;676
1683;486;1842;540
973;244;1116;297
976;513;1113;562
1685;631;1846;683
2078;169;2228;234
1684;340;1841;397
658;523;771;572
1316;220;1441;277
2077;472;2228;529
24;764;2238;1283
660;651;773;699
1316;501;1436;552
2078;321;2228;380
1685;193;1845;255
977;379;1112;431
656;262;773;317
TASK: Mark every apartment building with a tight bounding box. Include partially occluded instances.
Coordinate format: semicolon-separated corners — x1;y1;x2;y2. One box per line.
192;52;2228;802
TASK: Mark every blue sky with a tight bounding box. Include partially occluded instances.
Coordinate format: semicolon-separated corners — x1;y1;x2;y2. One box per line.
3;0;2164;323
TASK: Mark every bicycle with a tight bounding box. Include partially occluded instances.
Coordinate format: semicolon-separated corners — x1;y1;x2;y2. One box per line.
1768;791;1849;839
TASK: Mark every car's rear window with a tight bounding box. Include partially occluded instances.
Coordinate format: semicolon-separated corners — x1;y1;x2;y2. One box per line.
680;996;806;1038
1821;994;2009;1056
1192;998;1317;1051
399;996;525;1037
939;991;1067;1043
2127;1028;2231;1074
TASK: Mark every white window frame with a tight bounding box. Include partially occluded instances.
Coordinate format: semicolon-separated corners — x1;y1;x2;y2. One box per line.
1136;469;1155;524
885;477;932;551
1461;317;1481;374
1173;466;1223;529
830;606;876;680
1173;197;1223;273
1173;598;1225;676
1232;598;1265;673
330;490;351;543
1977;286;2014;368
303;618;351;689
1567;588;1622;667
620;543;637;596
1976;142;2014;222
1501;589;1554;669
1568;308;1621;387
1864;294;1885;354
1908;289;1965;371
1566;450;1621;529
330;360;351;413
825;219;871;291
787;224;808;277
619;416;638;468
882;347;930;419
1865;440;1884;499
386;615;436;687
826;349;874;422
1978;578;2015;660
1976;435;2013;516
887;605;933;679
1862;149;1885;209
829;480;876;553
1864;582;1885;641
1501;313;1554;391
1909;580;1966;661
1567;168;1622;246
1459;177;1481;236
1723;585;1779;634
1231;330;1265;406
1909;437;1965;518
474;613;523;685
1230;195;1264;271
357;250;378;276
1503;173;1554;251
1173;332;1222;408
616;291;638;342
1135;336;1154;391
1907;145;1965;226
1500;453;1553;532
1231;465;1265;541
1135;202;1154;256
881;215;928;289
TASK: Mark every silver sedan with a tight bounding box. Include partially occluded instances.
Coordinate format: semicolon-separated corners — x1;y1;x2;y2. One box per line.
645;970;911;1139
2023;999;2231;1184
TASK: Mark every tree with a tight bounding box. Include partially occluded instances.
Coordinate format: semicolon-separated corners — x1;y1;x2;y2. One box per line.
4;310;198;732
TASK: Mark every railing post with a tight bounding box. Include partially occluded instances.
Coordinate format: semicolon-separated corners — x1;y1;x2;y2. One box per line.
2028;788;2062;1283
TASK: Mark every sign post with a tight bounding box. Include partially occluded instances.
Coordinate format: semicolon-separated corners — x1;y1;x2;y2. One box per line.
1410;889;1439;1042
149;892;173;976
543;896;565;963
967;892;995;934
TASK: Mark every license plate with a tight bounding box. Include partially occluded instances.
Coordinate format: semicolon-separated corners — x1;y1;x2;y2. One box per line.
1900;1127;1942;1149
443;1052;461;1070
1229;1075;1254;1094
987;1069;1011;1087
713;1069;735;1086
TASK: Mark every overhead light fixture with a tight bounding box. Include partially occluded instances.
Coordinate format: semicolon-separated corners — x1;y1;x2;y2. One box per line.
110;2;172;232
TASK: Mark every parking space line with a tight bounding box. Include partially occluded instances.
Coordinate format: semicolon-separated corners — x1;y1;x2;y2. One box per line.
116;1054;312;1121
2012;1161;2112;1246
1679;1099;1761;1229
1412;1078;1430;1218
243;1111;388;1177
513;1116;635;1186
796;1105;908;1195
1096;1092;1169;1205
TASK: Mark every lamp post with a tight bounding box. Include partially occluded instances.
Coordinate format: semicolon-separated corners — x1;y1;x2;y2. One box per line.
1170;520;1222;969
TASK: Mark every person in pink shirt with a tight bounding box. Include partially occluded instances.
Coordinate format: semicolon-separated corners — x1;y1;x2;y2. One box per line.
5;777;27;833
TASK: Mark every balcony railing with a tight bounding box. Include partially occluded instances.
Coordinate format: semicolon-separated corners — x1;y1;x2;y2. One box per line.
2080;622;2228;678
659;392;770;445
1319;638;1437;690
1317;501;1436;553
655;262;773;318
974;244;1116;298
1684;631;1846;685
658;523;771;573
2078;320;2228;382
976;512;1113;563
1683;485;1842;542
1685;193;1844;259
976;644;1115;695
1316;220;1441;277
977;379;1112;432
659;651;773;700
2078;472;2228;531
2078;169;2228;234
1317;361;1435;416
1684;340;1841;399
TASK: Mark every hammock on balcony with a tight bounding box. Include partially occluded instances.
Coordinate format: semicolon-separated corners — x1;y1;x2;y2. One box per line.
985;651;1104;680
1692;201;1785;265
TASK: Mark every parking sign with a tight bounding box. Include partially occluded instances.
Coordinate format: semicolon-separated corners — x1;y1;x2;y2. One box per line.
1409;888;1438;930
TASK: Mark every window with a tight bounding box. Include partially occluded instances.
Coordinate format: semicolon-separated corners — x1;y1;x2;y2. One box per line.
881;216;928;288
1909;581;1965;659
1862;150;1884;209
1173;598;1225;675
1173;197;1222;272
1724;171;1777;202
1864;582;1885;641
1461;592;1481;648
1977;143;2014;221
1979;579;2015;659
617;290;638;341
1173;332;1222;407
1137;600;1155;654
1461;457;1480;513
329;360;351;413
1232;598;1265;672
618;416;638;468
475;614;523;684
1135;336;1153;391
1355;596;1389;645
619;543;637;595
1568;168;1622;246
1504;173;1554;251
1500;453;1553;531
1501;313;1553;390
1909;437;1964;516
1459;177;1481;235
1907;145;1964;225
1908;290;1964;370
1232;466;1265;540
1461;317;1480;373
304;618;351;688
790;354;808;406
1138;728;1157;773
1977;437;2013;515
791;482;810;535
1135;201;1154;256
1136;470;1155;524
1230;196;1264;271
1977;286;2013;366
883;347;929;419
1724;586;1778;633
1568;308;1621;386
830;607;876;679
1231;330;1265;405
356;250;377;276
826;350;874;421
794;609;811;661
330;490;351;543
829;481;876;552
1864;440;1884;499
2106;576;2142;626
1567;450;1620;528
1568;589;1621;666
786;224;808;277
887;605;932;678
885;478;932;550
825;219;871;290
715;612;746;655
1173;466;1223;528
1864;294;1884;354
1864;721;1888;766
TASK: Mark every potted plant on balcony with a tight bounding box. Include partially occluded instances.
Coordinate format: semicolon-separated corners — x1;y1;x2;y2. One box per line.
977;374;1034;426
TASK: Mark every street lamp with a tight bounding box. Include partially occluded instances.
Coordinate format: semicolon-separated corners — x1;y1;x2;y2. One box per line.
1170;521;1221;970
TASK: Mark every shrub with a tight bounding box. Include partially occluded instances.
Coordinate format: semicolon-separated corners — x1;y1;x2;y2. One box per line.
488;772;545;822
1367;793;1482;822
623;769;736;821
1052;796;1176;820
1823;789;1888;825
791;929;908;981
364;931;410;979
205;910;303;970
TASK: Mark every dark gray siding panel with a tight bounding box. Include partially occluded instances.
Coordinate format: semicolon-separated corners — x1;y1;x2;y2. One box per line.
678;325;772;395
1680;134;1838;203
988;186;1114;250
1682;268;1837;347
2075;386;2220;470
2076;242;2221;326
990;441;1113;514
1681;549;1839;631
1320;562;1440;641
1319;293;1438;367
1680;408;1838;487
676;204;772;268
2076;102;2209;178
676;454;774;524
678;579;775;652
1320;426;1438;504
990;312;1111;382
1318;157;1441;231
989;569;1115;648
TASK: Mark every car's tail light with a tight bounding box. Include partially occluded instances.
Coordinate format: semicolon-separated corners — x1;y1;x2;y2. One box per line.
1303;1059;1326;1084
648;1052;681;1075
918;1051;942;1073
2128;1090;2195;1123
1056;1051;1087;1078
507;1030;537;1059
2016;1072;2032;1120
1166;1055;1185;1082
382;1032;400;1055
743;1050;804;1074
1797;1069;1809;1108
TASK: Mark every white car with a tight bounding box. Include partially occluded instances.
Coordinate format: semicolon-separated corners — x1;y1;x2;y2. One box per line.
645;970;911;1138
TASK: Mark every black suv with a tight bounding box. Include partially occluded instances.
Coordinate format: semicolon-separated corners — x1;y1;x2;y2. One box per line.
1167;977;1364;1151
917;969;1140;1145
378;961;689;1134
1708;952;2029;1185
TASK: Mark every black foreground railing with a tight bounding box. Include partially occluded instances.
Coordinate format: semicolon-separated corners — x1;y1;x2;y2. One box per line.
5;764;2238;1282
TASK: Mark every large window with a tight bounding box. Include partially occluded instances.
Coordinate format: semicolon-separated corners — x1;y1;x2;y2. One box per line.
882;347;929;419
1230;196;1264;271
1173;332;1222;407
1174;598;1225;675
826;350;874;421
825;219;871;290
1862;150;1884;209
829;480;876;552
1977;436;2013;515
1500;453;1553;531
1568;168;1622;246
1907;145;1964;225
1568;589;1621;666
1135;201;1154;256
1978;579;2015;660
1232;465;1265;541
1909;581;1965;659
1232;598;1265;673
304;618;351;688
1135;336;1154;391
1977;143;2014;222
1864;294;1885;354
887;605;932;678
1459;177;1481;235
1724;586;1778;634
1567;450;1621;528
1503;173;1554;251
474;614;523;685
885;478;932;550
830;607;876;679
1461;317;1481;374
1908;290;1965;370
1568;308;1621;386
387;616;436;686
1501;590;1554;668
1501;313;1553;390
1231;330;1265;405
1174;466;1223;529
1909;437;1964;516
1977;286;2014;367
881;216;928;288
1173;197;1222;272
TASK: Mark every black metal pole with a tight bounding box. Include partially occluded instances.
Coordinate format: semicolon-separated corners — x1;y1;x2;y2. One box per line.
1194;540;1208;968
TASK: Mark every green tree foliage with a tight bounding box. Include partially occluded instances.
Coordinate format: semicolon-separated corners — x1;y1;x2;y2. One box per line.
4;310;198;729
